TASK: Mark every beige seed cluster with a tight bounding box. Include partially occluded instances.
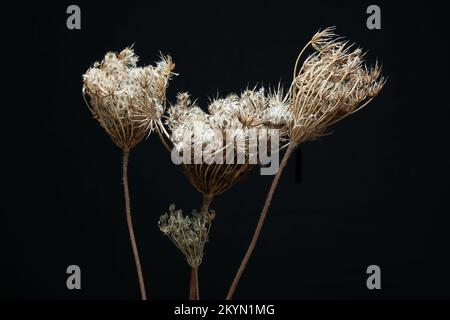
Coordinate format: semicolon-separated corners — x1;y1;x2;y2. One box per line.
288;27;385;144
82;47;175;150
159;204;214;268
165;89;290;197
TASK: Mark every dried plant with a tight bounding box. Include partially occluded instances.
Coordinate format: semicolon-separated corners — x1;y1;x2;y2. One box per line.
81;27;384;300
82;47;175;299
159;204;215;299
166;89;290;202
227;27;385;299
159;88;290;298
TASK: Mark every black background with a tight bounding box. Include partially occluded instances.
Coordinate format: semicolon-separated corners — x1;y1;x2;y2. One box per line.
3;0;448;300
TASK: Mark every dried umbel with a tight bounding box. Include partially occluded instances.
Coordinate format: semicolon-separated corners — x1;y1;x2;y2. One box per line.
159;204;215;300
166;89;290;200
82;47;175;150
227;27;385;299
288;27;385;144
162;89;291;299
81;48;175;300
159;204;214;268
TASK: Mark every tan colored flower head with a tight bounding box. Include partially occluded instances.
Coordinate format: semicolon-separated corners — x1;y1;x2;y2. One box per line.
159;204;213;268
82;47;175;150
165;89;288;198
288;27;385;144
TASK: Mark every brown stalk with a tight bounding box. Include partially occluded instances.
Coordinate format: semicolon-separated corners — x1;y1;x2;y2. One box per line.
226;142;297;299
201;194;213;216
189;267;199;300
122;150;147;300
188;193;213;300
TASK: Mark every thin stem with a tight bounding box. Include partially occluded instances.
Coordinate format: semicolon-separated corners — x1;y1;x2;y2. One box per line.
292;41;312;86
122;150;147;300
226;142;297;300
189;267;199;300
201;194;213;217
188;194;214;300
156;123;173;152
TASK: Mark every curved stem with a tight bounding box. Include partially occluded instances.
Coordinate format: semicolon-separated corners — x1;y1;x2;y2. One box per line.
226;142;297;300
122;150;147;300
189;267;199;300
156;123;173;152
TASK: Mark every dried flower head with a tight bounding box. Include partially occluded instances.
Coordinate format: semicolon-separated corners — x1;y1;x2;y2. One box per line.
165;88;289;198
225;29;386;299
288;27;385;144
82;47;175;150
159;204;214;268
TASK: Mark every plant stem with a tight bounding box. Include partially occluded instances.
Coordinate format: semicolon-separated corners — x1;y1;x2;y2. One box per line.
188;194;214;300
189;267;199;300
201;194;213;217
122;150;147;300
226;142;297;300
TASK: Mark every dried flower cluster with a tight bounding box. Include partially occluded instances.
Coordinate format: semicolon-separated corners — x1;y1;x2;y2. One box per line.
166;89;291;197
81;47;176;300
159;204;214;268
82;47;175;150
287;27;385;144
82;27;385;300
226;27;385;299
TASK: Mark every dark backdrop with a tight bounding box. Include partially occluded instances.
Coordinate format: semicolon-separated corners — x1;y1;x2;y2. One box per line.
3;0;448;299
